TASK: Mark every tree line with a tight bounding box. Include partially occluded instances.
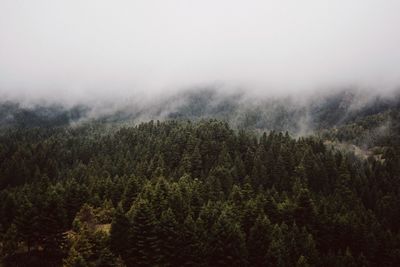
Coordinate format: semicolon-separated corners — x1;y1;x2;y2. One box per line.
0;120;399;266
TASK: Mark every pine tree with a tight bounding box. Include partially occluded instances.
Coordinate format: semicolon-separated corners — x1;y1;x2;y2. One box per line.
71;226;94;262
121;177;141;212
207;211;247;266
209;166;233;196
74;203;98;231
248;214;272;266
296;255;310;267
110;204;130;257
340;247;357;267
151;177;170;219
64;220;105;266
267;224;287;267
272;154;289;190
179;150;192;177
65;179;89;224
0;191;17;230
232;154;246;184
14;198;37;252
126;199;159;266
63;247;89;267
157;208;179;266
294;188;316;228
336;158;354;204
2;224;19;257
191;144;203;179
96;248;118;267
177;214;200;266
39;188;67;252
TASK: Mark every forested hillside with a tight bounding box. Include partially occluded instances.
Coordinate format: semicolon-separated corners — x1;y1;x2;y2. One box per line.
2;0;400;265
2;89;399;134
0;119;399;266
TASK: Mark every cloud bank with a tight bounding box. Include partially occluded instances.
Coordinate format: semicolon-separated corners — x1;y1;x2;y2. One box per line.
0;0;400;105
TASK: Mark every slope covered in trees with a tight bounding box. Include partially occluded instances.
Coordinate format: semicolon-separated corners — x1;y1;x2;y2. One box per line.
0;119;399;266
2;89;399;135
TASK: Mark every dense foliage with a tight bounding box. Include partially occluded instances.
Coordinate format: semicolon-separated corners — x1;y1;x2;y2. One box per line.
0;119;399;266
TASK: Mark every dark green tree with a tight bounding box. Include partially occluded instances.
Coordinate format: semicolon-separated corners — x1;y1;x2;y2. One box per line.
126;199;159;266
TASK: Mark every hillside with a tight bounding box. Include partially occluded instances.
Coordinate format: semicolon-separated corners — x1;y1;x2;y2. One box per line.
0;106;399;265
2;89;399;132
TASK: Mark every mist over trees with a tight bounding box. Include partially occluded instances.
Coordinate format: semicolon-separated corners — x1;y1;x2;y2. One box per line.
0;94;399;266
1;0;400;265
1;88;399;135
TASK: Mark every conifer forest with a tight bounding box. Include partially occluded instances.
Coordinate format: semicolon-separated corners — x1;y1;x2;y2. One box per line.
1;1;400;266
0;92;400;266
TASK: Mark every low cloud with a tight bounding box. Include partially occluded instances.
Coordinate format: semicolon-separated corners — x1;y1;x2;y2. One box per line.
0;0;399;106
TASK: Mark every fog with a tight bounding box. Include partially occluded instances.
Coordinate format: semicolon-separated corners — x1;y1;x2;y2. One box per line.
1;0;400;106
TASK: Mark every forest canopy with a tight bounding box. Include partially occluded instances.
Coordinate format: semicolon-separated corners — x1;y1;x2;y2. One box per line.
0;117;399;266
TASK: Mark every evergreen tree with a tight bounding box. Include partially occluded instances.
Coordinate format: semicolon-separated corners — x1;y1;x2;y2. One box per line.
177;214;200;266
191;144;203;179
296;255;310;267
157;208;179;266
248;214;272;266
294;188;317;228
207;211;247;266
121;177;141;212
39;188;67;252
2;224;19;258
96;248;118;267
63;247;89;267
126;199;159;266
267;224;288;267
110;204;130;257
14;198;37;252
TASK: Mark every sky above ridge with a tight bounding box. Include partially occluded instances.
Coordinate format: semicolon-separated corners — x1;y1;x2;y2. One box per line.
1;0;400;104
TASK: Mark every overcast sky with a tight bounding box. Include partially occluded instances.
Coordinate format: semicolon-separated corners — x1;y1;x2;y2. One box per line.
0;0;399;104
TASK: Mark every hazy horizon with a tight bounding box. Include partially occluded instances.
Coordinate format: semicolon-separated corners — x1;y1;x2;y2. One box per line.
1;0;400;105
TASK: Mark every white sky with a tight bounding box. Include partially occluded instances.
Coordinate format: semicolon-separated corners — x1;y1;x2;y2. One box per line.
0;0;400;103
